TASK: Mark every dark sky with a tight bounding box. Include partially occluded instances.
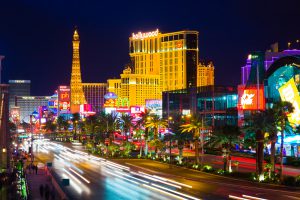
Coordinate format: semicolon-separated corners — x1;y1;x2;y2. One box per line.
1;0;300;95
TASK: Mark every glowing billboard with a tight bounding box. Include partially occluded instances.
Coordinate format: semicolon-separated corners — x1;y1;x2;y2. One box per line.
238;85;265;110
10;107;20;122
58;86;71;113
278;78;300;125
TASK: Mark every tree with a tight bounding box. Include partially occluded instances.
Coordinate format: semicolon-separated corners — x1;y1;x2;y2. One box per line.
210;125;241;172
133;122;144;157
137;110;151;156
243;109;277;177
145;114;167;155
168;113;191;164
99;112;120;144
120;114;134;141
57;116;65;132
20;121;30;132
180;114;206;165
71;113;81;138
44;120;57;133
84;115;98;139
8;121;17;132
145;114;167;140
273;101;294;182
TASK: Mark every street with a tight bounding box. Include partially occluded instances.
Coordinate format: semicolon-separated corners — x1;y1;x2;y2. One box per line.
30;140;206;200
29;140;300;200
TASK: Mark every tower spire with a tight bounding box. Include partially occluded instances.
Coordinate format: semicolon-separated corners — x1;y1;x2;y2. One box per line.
70;27;86;113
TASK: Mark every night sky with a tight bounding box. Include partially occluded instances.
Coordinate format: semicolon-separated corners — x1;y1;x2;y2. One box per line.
1;0;300;96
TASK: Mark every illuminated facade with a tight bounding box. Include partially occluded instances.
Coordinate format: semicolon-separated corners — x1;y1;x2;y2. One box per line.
70;28;86;113
107;79;122;97
82;83;107;112
8;80;31;111
0;84;9;172
197;61;214;87
108;67;160;106
129;29;199;91
162;86;238;127
15;96;50;123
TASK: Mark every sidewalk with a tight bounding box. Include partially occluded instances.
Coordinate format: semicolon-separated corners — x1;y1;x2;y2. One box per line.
26;167;57;200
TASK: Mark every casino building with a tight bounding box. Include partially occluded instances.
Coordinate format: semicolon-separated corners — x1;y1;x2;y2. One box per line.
238;44;300;157
108;29;214;107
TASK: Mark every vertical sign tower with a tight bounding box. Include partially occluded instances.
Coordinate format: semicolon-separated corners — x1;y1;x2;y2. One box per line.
70;28;86;113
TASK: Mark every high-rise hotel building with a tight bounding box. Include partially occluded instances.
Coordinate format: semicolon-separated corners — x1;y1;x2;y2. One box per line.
197;61;214;87
129;29;199;91
108;29;200;107
82;83;107;112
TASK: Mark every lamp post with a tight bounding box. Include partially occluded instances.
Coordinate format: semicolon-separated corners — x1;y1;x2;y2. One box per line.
167;116;173;165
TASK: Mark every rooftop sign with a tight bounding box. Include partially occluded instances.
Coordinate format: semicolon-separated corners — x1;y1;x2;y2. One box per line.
132;29;159;40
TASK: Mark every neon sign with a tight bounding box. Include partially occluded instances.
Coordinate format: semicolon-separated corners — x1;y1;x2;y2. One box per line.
238;85;265;110
132;29;159;40
279;78;300;125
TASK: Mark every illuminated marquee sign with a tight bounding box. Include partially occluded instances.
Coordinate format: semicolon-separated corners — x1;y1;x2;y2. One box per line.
132;29;159;40
238;85;265;110
58;86;71;113
10;107;20;122
279;78;300;125
59;101;70;111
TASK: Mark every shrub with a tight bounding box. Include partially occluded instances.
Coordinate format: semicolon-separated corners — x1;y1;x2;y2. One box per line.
295;175;300;186
216;169;225;175
202;165;214;172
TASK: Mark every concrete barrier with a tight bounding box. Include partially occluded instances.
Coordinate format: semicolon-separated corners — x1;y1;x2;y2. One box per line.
46;167;68;200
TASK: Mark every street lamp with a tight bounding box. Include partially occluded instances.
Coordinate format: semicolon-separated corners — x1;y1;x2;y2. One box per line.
167;116;173;165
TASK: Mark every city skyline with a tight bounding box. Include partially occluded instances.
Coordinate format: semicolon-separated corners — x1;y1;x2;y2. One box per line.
1;0;300;96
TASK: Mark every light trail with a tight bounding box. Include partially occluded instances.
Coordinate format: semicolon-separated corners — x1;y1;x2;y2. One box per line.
242;195;268;200
151;183;200;200
105;170;140;185
62;168;82;185
229;195;249;200
142;184;187;200
152;175;193;188
113;170;150;184
69;168;90;184
137;171;182;189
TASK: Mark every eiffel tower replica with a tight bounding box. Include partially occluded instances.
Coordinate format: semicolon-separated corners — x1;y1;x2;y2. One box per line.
70;28;86;113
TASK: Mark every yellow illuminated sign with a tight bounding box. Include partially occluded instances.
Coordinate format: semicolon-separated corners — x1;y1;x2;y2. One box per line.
279;78;300;125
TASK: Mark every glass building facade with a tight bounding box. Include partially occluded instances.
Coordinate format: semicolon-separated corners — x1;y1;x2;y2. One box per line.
163;86;238;128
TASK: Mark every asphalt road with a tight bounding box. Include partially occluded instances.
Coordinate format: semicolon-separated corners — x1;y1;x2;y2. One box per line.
29;140;300;200
30;140;209;200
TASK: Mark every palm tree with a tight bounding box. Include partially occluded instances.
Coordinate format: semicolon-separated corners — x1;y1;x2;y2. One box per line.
243;109;277;177
145;114;167;140
71;113;80;139
133;128;144;157
120;114;134;141
137;110;151;155
210;125;241;172
57;116;65;132
146;114;167;156
44;120;57;139
273;101;294;182
180;114;206;165
99;112;120;145
169;113;191;164
84;115;98;140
